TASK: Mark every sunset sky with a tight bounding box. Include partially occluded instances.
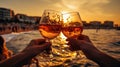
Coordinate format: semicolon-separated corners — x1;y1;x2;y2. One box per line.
0;0;120;25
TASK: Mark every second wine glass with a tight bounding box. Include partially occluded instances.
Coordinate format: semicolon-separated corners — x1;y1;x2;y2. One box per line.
62;12;83;38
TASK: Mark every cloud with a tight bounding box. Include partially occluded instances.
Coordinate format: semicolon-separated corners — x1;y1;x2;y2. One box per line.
41;0;120;23
51;0;117;21
50;0;114;18
60;0;110;14
1;0;119;23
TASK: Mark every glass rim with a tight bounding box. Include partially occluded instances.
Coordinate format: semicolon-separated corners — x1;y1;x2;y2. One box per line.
44;9;61;13
62;11;79;15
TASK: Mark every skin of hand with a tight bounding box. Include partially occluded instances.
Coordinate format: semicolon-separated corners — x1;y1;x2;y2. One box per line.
66;35;101;62
21;39;52;65
0;39;51;67
66;35;96;51
22;39;51;55
66;35;120;67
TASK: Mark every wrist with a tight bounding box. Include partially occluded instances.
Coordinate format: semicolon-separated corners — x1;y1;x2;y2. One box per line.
21;50;37;58
13;51;36;66
81;45;101;59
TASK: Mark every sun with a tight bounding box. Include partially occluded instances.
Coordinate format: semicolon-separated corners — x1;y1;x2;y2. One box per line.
61;11;71;23
60;32;67;39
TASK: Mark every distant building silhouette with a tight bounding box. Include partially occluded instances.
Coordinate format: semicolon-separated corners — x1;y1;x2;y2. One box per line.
14;14;27;22
82;21;114;29
89;21;101;29
82;21;90;29
90;21;101;25
103;21;114;29
114;24;119;27
0;7;14;22
82;21;87;26
0;7;41;24
15;13;41;24
0;7;117;29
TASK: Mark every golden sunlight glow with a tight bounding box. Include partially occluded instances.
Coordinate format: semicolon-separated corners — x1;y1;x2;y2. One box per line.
60;32;67;40
61;11;71;23
60;32;69;47
63;14;70;23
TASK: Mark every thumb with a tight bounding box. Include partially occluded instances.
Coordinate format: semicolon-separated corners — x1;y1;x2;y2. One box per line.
38;42;51;50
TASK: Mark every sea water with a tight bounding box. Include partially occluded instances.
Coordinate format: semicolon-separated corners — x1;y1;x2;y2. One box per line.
4;29;120;67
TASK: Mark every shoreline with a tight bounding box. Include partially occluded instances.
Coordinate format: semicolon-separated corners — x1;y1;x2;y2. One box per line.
6;30;43;53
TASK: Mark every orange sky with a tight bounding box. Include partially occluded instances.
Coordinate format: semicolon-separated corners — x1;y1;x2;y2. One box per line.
0;0;120;25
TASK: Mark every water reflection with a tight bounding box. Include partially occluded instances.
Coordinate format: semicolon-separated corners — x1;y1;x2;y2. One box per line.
37;32;86;67
6;29;120;67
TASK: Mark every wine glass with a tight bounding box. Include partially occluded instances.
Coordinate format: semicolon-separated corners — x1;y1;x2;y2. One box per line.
38;9;63;63
62;12;83;38
62;12;83;58
39;10;63;41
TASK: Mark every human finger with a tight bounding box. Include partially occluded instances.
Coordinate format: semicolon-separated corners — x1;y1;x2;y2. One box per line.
66;38;81;51
38;42;52;52
78;35;91;42
33;39;46;44
29;39;46;46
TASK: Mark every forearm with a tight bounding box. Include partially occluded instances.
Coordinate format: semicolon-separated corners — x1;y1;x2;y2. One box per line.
82;47;120;67
0;51;36;67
